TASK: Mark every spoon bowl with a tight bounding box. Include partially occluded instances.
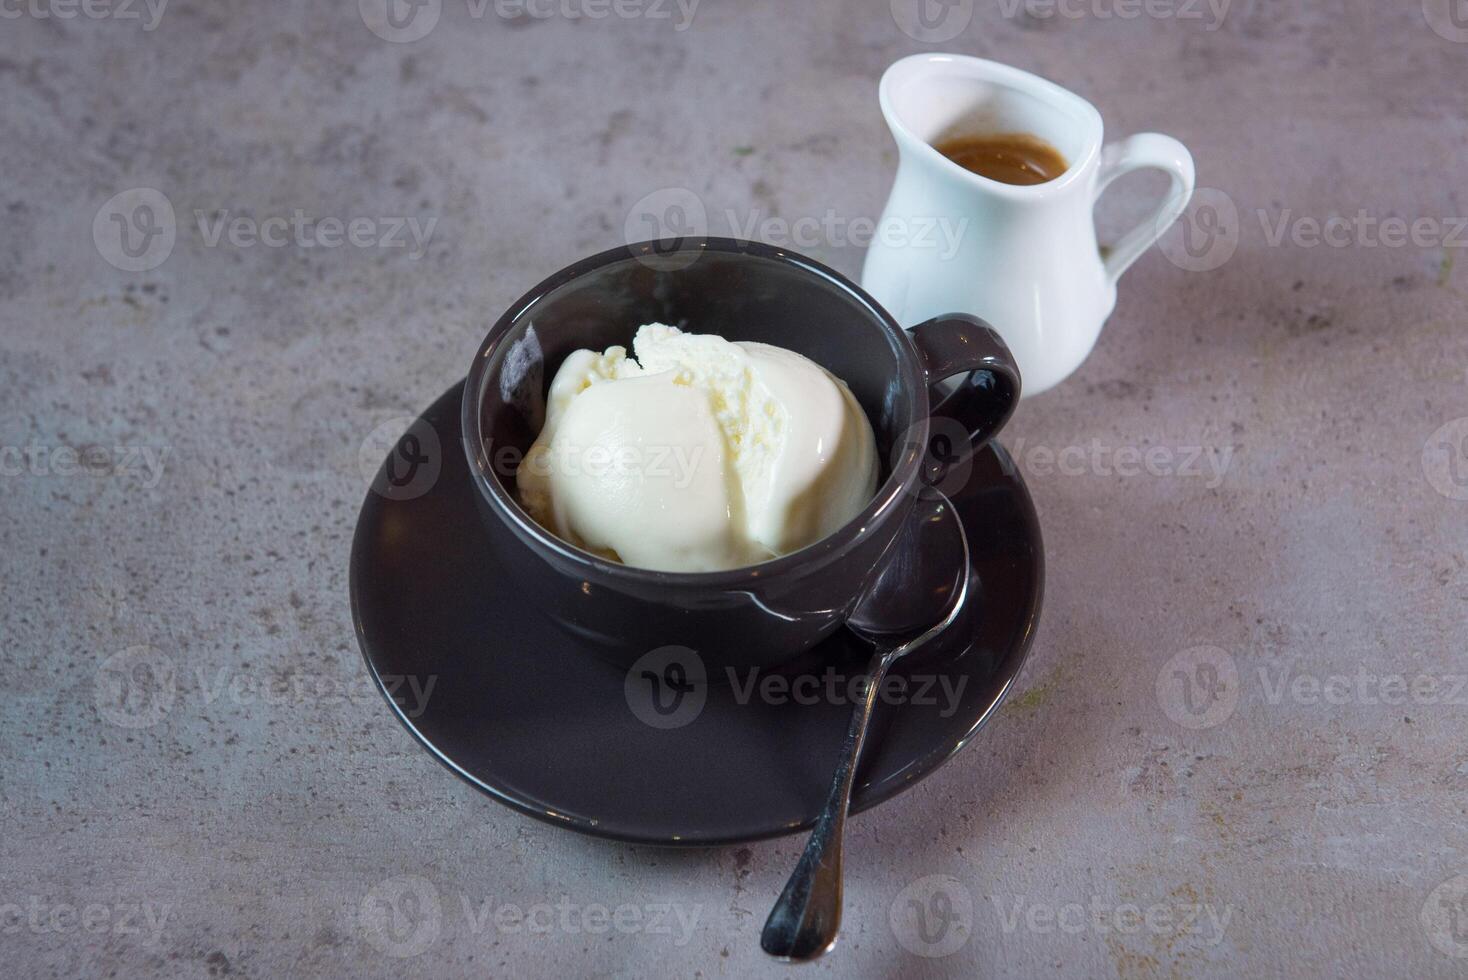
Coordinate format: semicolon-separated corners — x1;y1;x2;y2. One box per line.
847;489;971;639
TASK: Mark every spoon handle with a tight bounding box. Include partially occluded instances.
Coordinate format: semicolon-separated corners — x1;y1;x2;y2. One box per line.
759;645;899;961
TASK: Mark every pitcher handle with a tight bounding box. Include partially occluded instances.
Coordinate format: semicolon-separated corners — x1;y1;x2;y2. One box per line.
1095;133;1195;284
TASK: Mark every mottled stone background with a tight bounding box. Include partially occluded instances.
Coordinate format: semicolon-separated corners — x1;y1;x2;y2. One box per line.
2;0;1466;976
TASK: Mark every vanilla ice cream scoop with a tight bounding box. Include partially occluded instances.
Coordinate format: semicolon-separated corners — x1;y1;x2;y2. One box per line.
516;324;879;572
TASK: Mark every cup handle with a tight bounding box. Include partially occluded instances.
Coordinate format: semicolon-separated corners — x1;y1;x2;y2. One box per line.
908;314;1021;484
1094;133;1196;284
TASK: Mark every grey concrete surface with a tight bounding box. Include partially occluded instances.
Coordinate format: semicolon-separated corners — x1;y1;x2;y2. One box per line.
3;0;1467;976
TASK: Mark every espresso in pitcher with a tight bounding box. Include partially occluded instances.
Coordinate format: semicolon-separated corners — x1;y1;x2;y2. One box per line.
934;132;1068;186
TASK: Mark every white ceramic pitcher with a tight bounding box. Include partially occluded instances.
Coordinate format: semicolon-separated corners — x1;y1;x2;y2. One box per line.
861;54;1195;397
